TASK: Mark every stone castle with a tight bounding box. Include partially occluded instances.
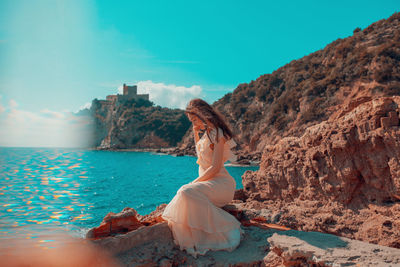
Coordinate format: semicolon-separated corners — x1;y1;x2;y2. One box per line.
98;84;149;105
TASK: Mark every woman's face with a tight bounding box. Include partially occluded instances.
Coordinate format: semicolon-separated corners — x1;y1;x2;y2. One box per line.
187;113;205;130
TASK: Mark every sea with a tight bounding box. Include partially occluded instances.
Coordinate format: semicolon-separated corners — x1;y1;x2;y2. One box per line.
0;147;258;248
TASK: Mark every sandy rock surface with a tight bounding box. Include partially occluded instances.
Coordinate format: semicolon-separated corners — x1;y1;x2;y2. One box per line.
87;205;400;266
90;222;400;267
266;231;400;267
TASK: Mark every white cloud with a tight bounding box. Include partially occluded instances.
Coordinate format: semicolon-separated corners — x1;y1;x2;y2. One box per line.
78;102;91;111
136;80;202;109
115;81;202;109
40;108;65;119
0;105;93;148
9;99;18;108
117;85;124;94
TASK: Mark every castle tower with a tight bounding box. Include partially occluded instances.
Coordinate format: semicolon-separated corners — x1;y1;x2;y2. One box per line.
123;83;138;96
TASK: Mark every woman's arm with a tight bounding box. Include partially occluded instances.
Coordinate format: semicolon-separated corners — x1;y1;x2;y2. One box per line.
191;136;225;183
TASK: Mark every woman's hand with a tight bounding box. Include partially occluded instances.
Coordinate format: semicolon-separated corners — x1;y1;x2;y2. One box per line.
193;124;202;133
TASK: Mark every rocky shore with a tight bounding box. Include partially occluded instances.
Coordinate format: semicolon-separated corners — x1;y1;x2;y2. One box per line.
86;203;400;266
91;146;261;166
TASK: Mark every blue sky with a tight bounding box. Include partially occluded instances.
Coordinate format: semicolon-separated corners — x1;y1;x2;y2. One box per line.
0;0;398;146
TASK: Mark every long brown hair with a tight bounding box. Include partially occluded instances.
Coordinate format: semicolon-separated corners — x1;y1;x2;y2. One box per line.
185;98;233;143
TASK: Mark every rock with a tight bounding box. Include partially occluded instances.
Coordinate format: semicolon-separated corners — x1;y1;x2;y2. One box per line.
87;204;295;266
92;222;173;255
233;188;247;201
87;212;400;266
247;97;400;205
242;96;400;247
86;206;168;239
263;250;285;267
266;231;400;266
86;207;143;239
158;258;173;267
137;203;167;225
87;203;288;240
94;224;279;267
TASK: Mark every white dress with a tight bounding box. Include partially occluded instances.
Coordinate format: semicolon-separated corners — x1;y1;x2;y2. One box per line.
162;127;243;256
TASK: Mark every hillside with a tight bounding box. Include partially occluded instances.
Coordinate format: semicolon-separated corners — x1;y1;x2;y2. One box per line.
90;98;191;149
178;12;400;162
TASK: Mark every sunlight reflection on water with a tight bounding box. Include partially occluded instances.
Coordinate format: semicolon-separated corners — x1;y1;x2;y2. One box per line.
0;147;258;246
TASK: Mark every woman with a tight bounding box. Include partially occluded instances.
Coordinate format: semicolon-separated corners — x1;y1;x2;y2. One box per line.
162;98;243;257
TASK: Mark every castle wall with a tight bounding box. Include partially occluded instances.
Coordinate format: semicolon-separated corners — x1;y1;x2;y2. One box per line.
106;95;117;102
100;84;149;104
136;94;150;101
117;95;129;102
117;93;149;102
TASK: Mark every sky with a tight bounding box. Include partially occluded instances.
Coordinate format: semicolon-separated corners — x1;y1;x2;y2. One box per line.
0;0;398;147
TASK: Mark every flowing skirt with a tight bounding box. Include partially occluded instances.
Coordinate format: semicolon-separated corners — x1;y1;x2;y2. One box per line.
162;168;243;256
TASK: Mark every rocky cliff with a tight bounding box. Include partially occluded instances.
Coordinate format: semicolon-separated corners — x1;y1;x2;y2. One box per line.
177;12;400;247
90;98;191;149
178;12;400;163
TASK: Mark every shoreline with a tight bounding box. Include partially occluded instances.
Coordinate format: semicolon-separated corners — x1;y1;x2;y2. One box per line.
88;147;176;153
88;147;260;167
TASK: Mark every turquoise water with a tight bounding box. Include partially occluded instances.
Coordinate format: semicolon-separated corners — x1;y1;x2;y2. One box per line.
0;147;258;244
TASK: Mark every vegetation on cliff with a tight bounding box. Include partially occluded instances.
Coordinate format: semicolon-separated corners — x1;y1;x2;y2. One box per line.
90;98;191;149
207;12;400;154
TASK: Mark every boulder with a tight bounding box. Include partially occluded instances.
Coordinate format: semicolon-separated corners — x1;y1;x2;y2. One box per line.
86;207;158;239
265;231;400;266
242;97;400;247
